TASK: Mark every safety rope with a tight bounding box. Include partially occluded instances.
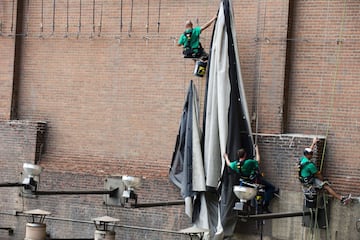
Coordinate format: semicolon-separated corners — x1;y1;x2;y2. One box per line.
25;0;30;37
157;0;161;33
312;3;348;240
77;0;82;39
314;0;331;137
323;192;330;239
98;0;103;37
146;0;150;33
254;0;267;146
120;0;123;33
305;2;348;240
10;0;15;35
40;0;44;37
319;0;347;173
92;0;96;36
128;0;133;36
65;0;69;37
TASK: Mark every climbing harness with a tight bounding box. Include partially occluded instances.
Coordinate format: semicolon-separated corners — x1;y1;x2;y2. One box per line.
297;160;315;185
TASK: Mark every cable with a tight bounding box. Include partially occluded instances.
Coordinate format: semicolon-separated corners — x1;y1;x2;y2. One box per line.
319;0;347;173
50;0;56;36
77;0;82;39
157;0;161;33
65;0;69;38
9;0;15;35
40;0;44;37
98;0;103;37
146;0;150;33
92;0;96;37
254;0;267;145
315;0;331;137
128;0;133;36
120;0;123;33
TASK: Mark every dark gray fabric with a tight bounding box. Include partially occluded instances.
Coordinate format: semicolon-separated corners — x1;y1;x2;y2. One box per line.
170;1;254;238
169;80;195;199
220;0;254;237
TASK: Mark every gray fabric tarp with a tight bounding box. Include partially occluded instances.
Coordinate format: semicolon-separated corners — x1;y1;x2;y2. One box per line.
170;0;254;239
169;80;208;228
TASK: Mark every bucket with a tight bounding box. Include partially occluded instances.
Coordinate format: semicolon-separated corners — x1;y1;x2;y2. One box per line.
94;230;116;240
24;223;46;240
193;60;207;77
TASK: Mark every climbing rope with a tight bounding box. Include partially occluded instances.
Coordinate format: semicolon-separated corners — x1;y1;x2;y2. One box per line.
310;1;348;237
314;0;331;137
98;0;103;37
146;0;150;33
253;0;267;146
40;0;44;37
319;0;347;173
9;0;15;35
128;0;133;36
77;0;82;39
92;0;96;37
65;0;69;37
157;0;161;33
25;0;30;37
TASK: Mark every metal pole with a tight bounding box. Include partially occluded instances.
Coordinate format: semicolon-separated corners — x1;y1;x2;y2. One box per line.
245;210;311;220
0;182;25;187
132;200;185;208
34;188;118;197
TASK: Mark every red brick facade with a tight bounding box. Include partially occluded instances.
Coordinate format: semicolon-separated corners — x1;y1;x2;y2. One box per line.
0;1;359;239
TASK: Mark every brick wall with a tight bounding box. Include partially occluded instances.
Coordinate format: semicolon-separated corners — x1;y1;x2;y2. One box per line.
0;120;46;239
0;1;17;120
0;0;360;239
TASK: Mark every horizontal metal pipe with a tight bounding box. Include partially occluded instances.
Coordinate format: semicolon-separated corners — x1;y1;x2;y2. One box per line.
0;227;13;230
51;239;93;240
0;182;25;187
132;200;185;208
34;188;118;196
245;211;311;220
0;211;183;235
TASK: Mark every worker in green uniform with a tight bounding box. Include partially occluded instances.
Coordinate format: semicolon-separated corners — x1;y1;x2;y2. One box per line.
299;138;351;205
177;15;217;59
224;146;278;213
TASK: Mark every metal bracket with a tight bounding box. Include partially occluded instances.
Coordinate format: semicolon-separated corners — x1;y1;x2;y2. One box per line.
103;177;126;206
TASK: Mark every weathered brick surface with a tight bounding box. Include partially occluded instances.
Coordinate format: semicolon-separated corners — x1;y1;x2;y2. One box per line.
0;0;360;239
0;1;17;120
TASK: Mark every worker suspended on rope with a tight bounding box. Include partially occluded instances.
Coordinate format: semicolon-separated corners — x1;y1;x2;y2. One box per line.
224;145;279;213
177;15;217;60
298;137;351;205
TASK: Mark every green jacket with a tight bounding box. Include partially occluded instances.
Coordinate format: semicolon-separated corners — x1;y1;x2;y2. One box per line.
229;159;259;178
299;156;318;178
178;26;201;53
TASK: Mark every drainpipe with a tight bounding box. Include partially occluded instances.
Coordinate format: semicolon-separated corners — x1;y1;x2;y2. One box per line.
282;0;296;133
11;0;25;120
